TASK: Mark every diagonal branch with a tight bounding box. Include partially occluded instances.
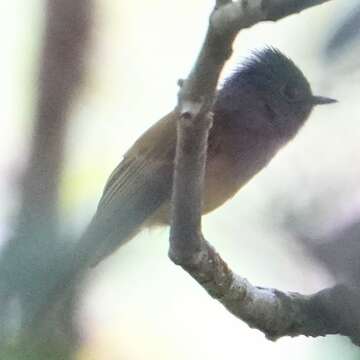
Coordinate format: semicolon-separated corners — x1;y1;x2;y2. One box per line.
168;0;360;345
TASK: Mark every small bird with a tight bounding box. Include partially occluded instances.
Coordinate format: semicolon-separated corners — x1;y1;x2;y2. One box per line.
81;48;336;266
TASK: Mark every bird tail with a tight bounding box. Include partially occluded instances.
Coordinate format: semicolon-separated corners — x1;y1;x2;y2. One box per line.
80;208;147;267
76;173;172;267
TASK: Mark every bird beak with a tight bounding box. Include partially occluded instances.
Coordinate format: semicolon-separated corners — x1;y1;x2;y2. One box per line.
312;95;338;105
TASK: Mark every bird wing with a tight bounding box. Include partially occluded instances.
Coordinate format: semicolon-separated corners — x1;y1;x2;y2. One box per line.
82;112;177;265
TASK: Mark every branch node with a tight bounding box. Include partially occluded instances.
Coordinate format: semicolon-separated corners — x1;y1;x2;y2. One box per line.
168;244;204;267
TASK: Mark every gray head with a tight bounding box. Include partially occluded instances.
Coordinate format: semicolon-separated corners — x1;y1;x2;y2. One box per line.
214;47;336;139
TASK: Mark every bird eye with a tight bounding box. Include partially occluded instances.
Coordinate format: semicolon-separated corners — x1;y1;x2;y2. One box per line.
280;82;302;101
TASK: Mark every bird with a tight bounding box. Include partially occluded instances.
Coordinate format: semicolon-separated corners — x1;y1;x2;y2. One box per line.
79;47;336;266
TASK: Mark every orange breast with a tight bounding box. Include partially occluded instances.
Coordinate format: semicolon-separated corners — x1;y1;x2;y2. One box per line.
202;153;243;214
147;151;243;226
146;124;279;227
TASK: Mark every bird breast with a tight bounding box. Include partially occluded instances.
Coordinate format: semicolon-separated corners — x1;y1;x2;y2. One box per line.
149;129;281;227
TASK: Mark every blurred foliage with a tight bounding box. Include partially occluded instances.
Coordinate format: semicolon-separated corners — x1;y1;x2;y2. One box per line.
324;2;360;62
0;344;72;360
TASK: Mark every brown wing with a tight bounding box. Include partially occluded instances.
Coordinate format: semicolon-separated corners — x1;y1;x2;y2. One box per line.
83;112;177;265
98;112;176;211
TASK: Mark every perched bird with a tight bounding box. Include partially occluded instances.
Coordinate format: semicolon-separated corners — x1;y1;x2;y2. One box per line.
81;48;336;266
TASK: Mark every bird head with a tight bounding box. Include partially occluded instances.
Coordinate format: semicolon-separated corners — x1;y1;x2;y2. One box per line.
215;47;336;139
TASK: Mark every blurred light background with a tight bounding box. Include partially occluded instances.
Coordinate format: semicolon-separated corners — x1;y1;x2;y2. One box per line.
1;0;360;359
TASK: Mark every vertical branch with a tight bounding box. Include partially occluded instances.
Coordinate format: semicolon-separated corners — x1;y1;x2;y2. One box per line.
0;0;93;347
23;0;93;230
169;114;213;263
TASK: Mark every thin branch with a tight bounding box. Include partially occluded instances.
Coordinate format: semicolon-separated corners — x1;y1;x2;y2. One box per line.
169;0;360;344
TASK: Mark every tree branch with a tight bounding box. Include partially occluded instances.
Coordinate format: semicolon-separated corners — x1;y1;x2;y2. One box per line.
169;0;360;344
